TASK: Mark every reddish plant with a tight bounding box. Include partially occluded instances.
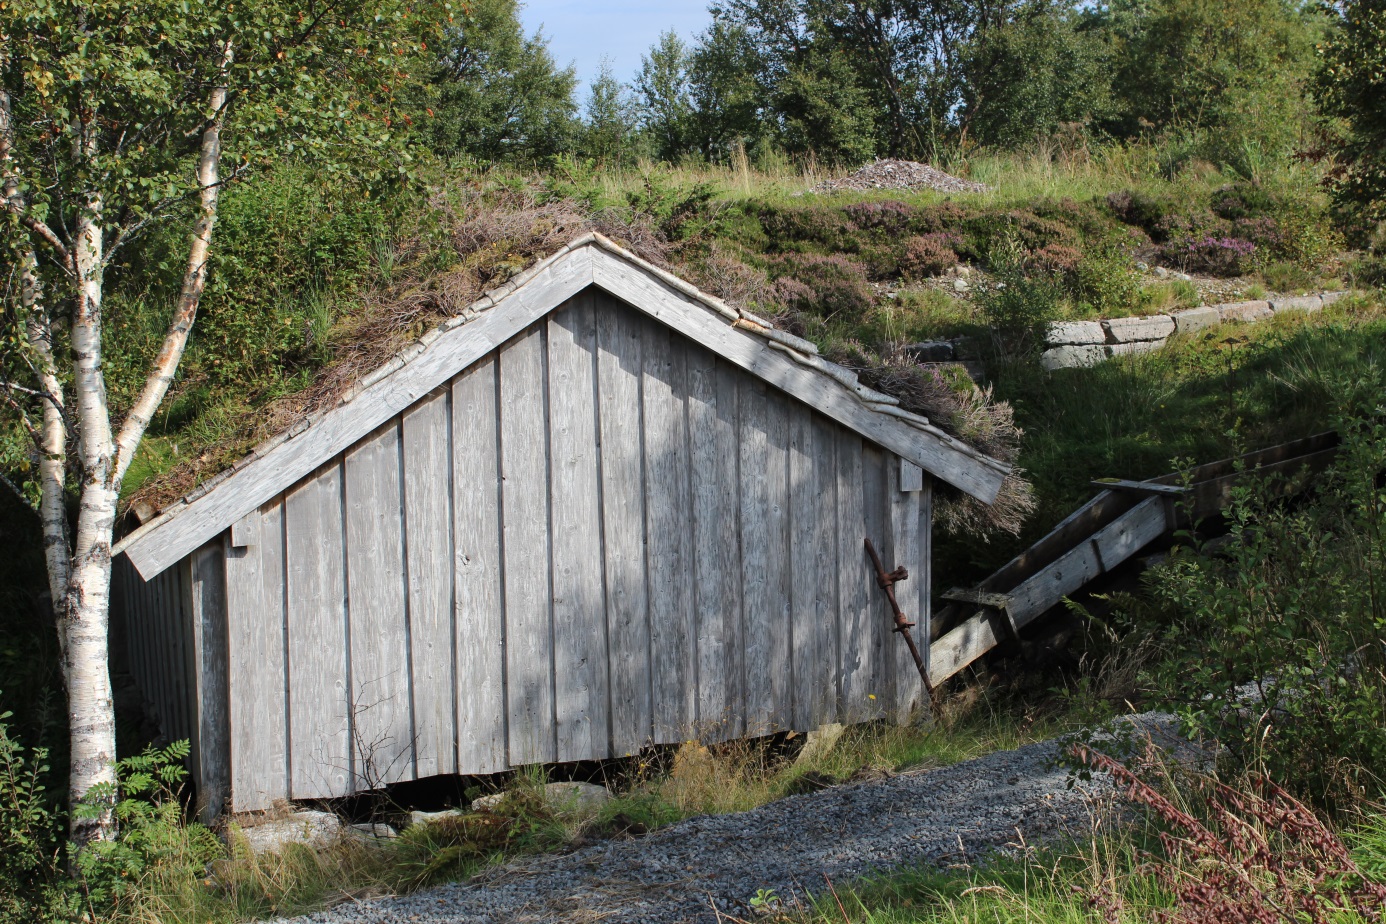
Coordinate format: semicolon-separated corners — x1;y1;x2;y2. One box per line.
899;233;959;279
1072;745;1386;923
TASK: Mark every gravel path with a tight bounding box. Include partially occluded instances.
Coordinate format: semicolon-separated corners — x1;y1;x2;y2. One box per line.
279;716;1183;924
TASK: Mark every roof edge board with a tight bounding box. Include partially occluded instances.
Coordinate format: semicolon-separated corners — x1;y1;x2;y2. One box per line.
586;246;1008;503
117;245;597;580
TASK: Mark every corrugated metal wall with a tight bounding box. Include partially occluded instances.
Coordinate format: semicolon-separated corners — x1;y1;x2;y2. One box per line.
139;288;934;814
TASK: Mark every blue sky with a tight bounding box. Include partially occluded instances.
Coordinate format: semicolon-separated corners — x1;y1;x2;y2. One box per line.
516;0;713;97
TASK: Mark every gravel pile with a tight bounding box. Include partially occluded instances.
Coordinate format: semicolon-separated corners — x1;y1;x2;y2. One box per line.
275;714;1189;924
813;159;989;194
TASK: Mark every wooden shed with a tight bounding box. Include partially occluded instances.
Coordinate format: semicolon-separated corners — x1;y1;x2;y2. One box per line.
112;234;1009;818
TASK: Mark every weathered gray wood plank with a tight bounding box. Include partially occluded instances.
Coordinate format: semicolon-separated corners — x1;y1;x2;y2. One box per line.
837;433;876;723
285;462;351;799
809;418;837;731
885;455;922;724
190;540;229;823
919;479;932;677
689;350;742;741
590;249;1008;504
788;404;816;730
596;299;652;756
861;445;891;720
642;318;695;743
452;358;508;774
225;501;288;812
500;325;557;766
402;390;457;779
345;423;415;788
121;248;596;580
548;295;610;762
763;392;793;730
739;379;774;734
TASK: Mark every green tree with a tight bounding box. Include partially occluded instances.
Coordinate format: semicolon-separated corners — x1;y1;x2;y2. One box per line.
429;0;578;162
1316;0;1386;240
581;58;640;166
637;30;696;162
686;18;767;160
961;1;1114;148
0;0;438;847
1098;0;1323;163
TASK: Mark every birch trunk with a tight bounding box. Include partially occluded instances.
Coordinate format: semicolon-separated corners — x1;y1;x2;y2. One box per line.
66;193;120;845
65;42;231;844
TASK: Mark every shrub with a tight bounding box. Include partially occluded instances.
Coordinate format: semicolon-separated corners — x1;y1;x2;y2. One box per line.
1074;746;1386;922
1026;242;1082;281
757;204;860;251
1144;418;1386;811
1074;243;1144;315
976;237;1066;338
0;710;62;924
898;234;959;280
842;199;914;235
766;253;874;319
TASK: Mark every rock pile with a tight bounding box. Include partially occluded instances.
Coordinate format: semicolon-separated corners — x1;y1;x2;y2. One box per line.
813;159;988;194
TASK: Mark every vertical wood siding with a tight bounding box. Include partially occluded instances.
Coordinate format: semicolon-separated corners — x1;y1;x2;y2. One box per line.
147;289;933;812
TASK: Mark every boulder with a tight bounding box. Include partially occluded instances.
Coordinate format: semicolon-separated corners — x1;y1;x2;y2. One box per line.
1171;306;1220;334
1102;315;1175;343
232;810;342;854
1217;300;1272;323
904;340;955;362
1040;344;1108;371
952;277;970;292
1269;294;1322;314
1045;320;1106;346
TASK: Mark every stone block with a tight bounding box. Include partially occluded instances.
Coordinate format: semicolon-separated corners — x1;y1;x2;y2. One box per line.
1217;300;1272;323
904;340;955;362
1172;306;1220;334
1102;315;1175;343
1269;295;1322;314
1041;344;1108;371
1046;320;1106;346
1109;339;1165;357
1320;290;1349;307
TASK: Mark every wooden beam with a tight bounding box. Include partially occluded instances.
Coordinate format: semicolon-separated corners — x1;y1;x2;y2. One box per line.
1092;479;1187;497
942;588;1012;609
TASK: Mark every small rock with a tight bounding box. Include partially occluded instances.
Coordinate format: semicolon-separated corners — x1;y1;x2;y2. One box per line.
408;808;467;828
1135;261;1149;272
794;723;847;767
232;810;342;854
952;277;970;292
471;781;612;814
1153;266;1169;278
1174;272;1192;281
351;822;398;842
955;265;971;278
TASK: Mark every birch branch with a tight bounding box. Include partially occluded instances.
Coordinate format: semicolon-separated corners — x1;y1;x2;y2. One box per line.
113;40;233;485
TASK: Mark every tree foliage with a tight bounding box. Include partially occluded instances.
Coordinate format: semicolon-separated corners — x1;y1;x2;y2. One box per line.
428;0;578;163
1317;0;1386;242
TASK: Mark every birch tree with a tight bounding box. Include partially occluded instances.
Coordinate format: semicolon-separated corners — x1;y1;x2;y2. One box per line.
0;0;441;847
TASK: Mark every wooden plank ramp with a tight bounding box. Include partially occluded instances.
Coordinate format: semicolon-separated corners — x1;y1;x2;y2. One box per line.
930;432;1340;685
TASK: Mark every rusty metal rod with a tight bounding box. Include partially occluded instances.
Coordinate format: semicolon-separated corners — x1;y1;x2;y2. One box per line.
864;536;942;722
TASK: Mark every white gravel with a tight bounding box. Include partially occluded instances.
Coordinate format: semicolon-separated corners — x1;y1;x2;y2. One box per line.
275;714;1185;924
